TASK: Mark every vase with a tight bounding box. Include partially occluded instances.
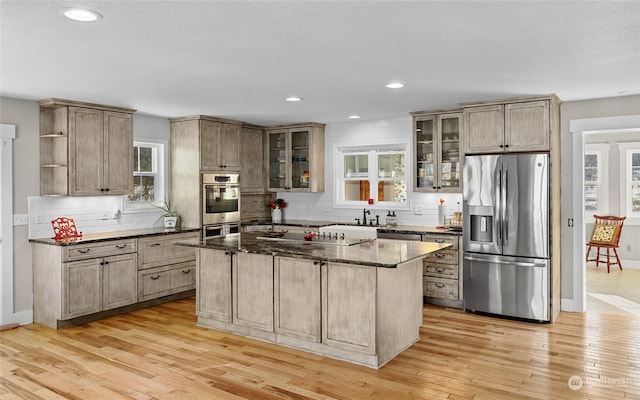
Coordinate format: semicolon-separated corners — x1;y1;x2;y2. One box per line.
163;216;178;229
271;208;282;223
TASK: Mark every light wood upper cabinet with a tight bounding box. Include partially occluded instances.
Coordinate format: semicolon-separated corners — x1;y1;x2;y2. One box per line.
412;110;462;193
266;123;325;192
200;119;241;171
240;125;265;193
39;98;135;196
462;95;560;154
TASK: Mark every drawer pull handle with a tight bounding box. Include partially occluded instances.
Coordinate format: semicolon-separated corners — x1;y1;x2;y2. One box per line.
115;244;127;249
150;243;161;247
182;269;191;274
436;268;445;272
435;283;446;289
434;239;445;243
150;275;160;280
436;253;445;258
78;249;90;254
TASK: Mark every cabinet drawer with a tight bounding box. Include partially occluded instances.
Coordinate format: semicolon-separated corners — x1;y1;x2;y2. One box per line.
64;239;136;262
138;262;196;301
138;233;198;270
425;248;459;265
423;277;459;300
422;234;458;250
423;263;458;279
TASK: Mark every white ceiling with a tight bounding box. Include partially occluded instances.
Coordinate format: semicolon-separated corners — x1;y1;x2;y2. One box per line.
2;1;639;126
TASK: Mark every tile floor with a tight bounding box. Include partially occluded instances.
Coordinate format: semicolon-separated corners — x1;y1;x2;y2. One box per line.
586;262;640;316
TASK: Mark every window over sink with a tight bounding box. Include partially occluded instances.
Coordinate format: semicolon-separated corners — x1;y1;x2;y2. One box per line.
335;143;408;209
124;140;166;210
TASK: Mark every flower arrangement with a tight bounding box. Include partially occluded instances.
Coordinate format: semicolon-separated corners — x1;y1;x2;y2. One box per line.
268;198;287;209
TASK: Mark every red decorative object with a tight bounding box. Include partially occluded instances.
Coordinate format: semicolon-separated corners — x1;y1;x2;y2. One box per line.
51;217;82;241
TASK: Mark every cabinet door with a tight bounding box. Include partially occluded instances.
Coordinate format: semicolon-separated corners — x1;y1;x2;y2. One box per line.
463;105;504;154
322;262;376;354
233;252;274;331
267;130;289;191
69;107;103;195
197;249;233;322
63;258;102;319
240;127;265;193
274;257;321;342
200;120;222;170
505;101;550;152
437;113;461;192
415;116;437;192
289;128;311;191
103;111;133;194
103;253;138;310
219;123;241;170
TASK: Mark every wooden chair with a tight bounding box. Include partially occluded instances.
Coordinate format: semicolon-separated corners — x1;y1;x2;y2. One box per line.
585;215;626;273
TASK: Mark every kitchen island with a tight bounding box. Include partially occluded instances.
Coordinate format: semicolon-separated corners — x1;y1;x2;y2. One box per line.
176;232;450;368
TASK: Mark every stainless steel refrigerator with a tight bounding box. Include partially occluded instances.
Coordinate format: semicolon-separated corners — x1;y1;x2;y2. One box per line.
462;153;550;321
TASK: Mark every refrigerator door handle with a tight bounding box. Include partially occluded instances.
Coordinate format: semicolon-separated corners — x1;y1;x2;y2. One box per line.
464;256;546;268
497;167;503;246
503;164;508;247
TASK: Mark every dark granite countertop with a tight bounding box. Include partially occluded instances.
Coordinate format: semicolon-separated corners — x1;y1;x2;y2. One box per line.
175;232;451;268
29;227;201;246
244;219;463;236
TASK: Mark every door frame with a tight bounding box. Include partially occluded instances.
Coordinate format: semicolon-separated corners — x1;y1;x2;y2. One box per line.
1;124;16;326
570;115;640;313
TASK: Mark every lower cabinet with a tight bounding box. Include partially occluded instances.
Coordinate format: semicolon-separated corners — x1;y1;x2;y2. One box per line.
197;248;233;323
322;262;376;355
33;231;198;329
422;233;462;308
138;262;195;302
274;257;321;342
63;250;138;319
233;252;274;331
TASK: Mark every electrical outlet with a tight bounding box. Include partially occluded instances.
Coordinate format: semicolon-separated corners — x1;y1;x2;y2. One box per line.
34;213;43;224
627;245;632;252
414;205;423;215
13;214;29;226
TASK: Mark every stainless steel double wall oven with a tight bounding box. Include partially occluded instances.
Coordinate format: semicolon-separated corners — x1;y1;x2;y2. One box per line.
202;173;240;237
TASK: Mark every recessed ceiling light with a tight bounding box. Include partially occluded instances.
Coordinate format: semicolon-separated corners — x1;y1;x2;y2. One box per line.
385;82;405;89
348;115;361;119
61;8;102;22
285;96;303;102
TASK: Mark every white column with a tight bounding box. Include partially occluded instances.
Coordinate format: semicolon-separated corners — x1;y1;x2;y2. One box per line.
0;124;16;326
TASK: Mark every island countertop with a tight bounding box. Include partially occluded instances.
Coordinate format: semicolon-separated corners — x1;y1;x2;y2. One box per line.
175;232;451;268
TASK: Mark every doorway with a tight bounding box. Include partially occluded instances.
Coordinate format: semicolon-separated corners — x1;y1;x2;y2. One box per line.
571;115;640;316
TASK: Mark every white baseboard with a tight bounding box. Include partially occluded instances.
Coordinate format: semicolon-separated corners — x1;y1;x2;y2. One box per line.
621;259;640;269
13;309;33;326
561;298;585;313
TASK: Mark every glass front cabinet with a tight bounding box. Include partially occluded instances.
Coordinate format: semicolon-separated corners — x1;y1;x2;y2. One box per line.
266;123;325;192
412;111;462;193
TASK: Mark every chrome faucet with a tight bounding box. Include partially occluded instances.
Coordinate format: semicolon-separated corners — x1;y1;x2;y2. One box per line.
363;208;370;225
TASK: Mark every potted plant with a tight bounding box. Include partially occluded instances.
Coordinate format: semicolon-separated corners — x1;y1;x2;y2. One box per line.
154;199;180;229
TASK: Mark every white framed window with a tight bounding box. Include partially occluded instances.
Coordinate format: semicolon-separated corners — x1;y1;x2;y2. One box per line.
124;140;167;210
620;144;640;220
584;144;610;220
335;143;409;209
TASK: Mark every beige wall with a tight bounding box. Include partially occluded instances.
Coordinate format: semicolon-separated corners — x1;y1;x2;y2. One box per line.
559;94;640;302
0;97;39;314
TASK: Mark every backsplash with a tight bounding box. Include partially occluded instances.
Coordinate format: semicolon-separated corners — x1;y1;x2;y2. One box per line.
28;196;164;239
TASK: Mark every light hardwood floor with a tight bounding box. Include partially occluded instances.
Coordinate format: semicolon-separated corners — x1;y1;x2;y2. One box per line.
2;298;639;400
587;264;640;316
